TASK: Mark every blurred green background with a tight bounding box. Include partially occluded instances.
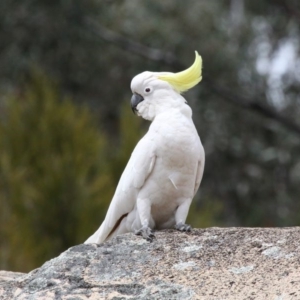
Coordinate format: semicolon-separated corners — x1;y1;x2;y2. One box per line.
1;0;300;272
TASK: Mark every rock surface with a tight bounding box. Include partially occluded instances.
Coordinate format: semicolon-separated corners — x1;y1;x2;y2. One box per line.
1;227;300;299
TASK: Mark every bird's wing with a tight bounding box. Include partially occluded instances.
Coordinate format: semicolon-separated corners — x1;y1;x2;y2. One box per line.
95;135;156;243
194;147;205;196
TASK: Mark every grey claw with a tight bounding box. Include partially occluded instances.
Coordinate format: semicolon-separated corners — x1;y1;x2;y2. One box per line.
175;223;192;232
135;226;155;242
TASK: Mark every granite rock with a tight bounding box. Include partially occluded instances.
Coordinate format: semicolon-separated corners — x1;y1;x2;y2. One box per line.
1;227;300;299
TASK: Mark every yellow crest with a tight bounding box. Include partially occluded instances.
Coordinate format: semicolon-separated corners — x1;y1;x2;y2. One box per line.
158;51;202;93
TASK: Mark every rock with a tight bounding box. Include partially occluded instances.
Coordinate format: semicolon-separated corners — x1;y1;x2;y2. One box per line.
1;227;300;299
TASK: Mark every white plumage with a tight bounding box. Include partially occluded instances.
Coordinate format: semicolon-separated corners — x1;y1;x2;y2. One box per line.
85;52;205;244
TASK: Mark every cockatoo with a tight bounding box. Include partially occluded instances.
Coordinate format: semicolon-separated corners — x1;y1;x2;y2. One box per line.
85;52;205;244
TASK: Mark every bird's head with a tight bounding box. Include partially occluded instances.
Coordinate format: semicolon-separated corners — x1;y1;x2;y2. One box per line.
130;51;202;121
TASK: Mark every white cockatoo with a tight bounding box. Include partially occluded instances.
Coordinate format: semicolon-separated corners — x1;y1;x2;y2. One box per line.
85;52;205;244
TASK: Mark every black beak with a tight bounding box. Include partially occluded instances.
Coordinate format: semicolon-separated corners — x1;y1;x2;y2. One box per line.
131;93;144;114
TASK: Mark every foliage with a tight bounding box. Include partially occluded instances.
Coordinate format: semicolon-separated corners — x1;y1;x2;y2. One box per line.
0;74;114;271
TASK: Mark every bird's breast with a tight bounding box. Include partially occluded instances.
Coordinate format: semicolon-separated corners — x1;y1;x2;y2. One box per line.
154;116;201;167
140;114;202;200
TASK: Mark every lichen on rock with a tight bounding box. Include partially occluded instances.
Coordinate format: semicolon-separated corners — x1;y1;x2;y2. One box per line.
1;227;300;299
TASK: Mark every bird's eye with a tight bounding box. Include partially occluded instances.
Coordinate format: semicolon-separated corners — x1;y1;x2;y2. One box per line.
145;87;151;93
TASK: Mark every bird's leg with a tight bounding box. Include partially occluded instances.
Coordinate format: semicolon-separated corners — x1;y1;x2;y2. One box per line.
175;222;191;232
174;198;192;232
135;198;155;242
135;225;155;242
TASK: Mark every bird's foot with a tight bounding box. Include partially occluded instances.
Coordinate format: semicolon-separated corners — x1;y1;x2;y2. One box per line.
135;226;155;242
175;222;192;232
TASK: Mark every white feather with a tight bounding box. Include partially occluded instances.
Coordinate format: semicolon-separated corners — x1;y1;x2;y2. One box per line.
85;70;205;244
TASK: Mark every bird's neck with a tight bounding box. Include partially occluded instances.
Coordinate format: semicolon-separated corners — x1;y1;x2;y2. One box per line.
154;95;192;120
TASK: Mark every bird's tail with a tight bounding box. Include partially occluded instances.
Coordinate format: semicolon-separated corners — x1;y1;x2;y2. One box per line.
84;220;108;244
84;213;129;244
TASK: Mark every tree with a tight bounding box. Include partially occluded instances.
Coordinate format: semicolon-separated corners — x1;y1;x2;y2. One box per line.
0;74;114;271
